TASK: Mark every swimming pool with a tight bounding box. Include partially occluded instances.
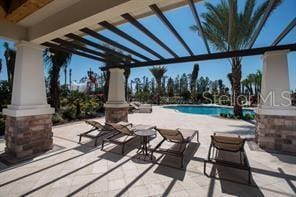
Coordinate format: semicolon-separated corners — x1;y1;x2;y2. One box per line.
164;105;254;116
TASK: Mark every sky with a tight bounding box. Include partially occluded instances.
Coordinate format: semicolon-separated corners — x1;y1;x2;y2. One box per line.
0;0;295;90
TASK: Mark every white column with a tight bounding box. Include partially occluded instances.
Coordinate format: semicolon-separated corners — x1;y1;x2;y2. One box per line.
104;68;129;108
3;41;54;117
256;50;296;116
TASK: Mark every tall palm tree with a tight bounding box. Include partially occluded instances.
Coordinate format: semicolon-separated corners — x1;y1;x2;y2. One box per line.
3;42;16;92
124;67;131;101
43;49;72;110
255;70;262;95
0;58;2;81
190;64;199;102
69;68;72;89
149;66;167;105
64;65;68;87
193;0;282;117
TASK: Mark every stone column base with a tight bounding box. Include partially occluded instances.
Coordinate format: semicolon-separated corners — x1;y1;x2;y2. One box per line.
5;114;53;159
105;107;129;123
256;114;296;154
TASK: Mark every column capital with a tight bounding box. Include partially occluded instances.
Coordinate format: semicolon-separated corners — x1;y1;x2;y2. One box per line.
263;49;290;58
109;68;125;73
16;40;45;51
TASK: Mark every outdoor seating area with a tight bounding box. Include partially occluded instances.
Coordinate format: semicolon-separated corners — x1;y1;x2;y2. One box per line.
0;106;295;196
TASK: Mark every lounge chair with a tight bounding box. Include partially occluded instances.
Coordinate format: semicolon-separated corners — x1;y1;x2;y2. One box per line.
78;120;114;146
101;122;156;155
151;128;199;168
129;102;152;113
203;133;251;184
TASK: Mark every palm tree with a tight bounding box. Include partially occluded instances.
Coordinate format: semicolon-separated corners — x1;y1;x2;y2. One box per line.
149;66;167;105
190;64;199;102
124;68;131;101
3;42;16;92
242;78;253;95
255;70;262;95
43;48;72;110
69;68;72;89
0;58;2;81
67;90;86;118
64;65;68;87
193;0;282;117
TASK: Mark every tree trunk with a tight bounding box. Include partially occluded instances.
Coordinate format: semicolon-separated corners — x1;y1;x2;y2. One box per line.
156;80;161;105
76;102;81;118
103;71;110;102
232;58;242;117
125;79;128;101
49;66;60;111
64;67;67;87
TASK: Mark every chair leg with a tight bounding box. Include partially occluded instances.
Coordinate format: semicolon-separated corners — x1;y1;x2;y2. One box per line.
150;151;154;160
203;160;207;176
78;135;82;144
180;155;184;169
94;138;98;147
101;140;105;150
248;168;251;184
121;144;125;155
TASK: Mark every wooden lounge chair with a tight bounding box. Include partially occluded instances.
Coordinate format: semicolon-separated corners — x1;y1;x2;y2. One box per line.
203;133;251;184
129;102;152;113
101;122;156;155
78;120;113;146
151;128;199;168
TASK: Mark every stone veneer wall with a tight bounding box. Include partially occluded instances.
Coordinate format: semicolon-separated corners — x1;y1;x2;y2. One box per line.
5;114;53;159
256;114;296;154
105;107;128;123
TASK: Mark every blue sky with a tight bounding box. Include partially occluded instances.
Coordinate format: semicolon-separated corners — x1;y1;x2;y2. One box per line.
0;0;295;89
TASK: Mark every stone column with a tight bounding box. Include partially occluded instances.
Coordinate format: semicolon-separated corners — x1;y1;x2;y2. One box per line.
3;41;54;160
256;50;296;153
104;68;129;123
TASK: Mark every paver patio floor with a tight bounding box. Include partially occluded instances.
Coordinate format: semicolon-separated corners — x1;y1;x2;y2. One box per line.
0;106;295;196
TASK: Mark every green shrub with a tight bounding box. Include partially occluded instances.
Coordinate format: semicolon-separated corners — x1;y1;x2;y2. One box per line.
0;81;11;111
243;113;255;120
62;107;76;120
250;114;255;120
228;114;235;119
220;113;228;118
234;115;241;120
52;113;64;125
0;120;5;136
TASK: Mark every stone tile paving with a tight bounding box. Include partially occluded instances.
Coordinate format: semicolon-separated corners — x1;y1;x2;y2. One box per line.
0;106;295;197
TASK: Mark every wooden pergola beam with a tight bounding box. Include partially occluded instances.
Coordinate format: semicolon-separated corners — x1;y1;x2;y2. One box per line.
248;0;276;49
80;27;151;61
122;13;178;58
42;42;107;63
99;21;164;59
150;4;194;56
272;17;296;46
187;0;210;54
65;33;138;62
101;43;296;70
52;38;111;61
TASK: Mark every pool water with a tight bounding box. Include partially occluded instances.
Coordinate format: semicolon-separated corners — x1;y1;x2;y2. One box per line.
164;105;254;116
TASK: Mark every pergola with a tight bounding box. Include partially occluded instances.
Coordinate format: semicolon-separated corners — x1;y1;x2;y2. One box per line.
41;2;296;70
0;0;295;160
